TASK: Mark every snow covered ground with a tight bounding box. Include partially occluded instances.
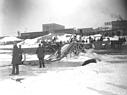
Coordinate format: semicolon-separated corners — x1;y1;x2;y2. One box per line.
0;46;127;95
0;36;22;43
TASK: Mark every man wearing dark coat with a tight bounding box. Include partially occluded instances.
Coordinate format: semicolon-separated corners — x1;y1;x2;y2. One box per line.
11;44;20;75
36;44;45;68
19;45;23;64
56;41;62;58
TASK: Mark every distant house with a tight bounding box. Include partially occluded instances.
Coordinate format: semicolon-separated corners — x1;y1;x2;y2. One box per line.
105;20;127;30
18;23;66;39
77;28;96;35
19;31;49;39
104;20;127;35
54;28;76;35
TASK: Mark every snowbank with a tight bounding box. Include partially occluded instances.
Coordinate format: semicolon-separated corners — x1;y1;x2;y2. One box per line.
17;36;43;48
0;62;127;95
56;34;72;42
0;36;22;43
109;36;119;41
0;44;13;49
0;47;127;95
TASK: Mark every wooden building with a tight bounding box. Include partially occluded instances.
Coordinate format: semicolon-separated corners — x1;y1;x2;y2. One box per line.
54;28;76;35
19;31;49;39
77;28;96;36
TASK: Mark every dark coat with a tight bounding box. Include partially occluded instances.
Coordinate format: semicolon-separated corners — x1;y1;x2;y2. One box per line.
36;46;45;58
11;45;20;65
18;48;23;61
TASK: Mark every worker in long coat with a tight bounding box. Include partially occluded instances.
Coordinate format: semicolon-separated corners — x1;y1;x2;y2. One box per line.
11;44;20;75
36;44;45;68
18;45;23;64
56;41;62;58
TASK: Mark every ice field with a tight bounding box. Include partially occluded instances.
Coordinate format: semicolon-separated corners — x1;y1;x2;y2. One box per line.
0;47;127;95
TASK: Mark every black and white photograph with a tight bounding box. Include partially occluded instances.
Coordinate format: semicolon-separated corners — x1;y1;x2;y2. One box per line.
0;0;127;95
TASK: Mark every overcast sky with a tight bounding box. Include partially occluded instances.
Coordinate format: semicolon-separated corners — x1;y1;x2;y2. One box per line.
0;0;127;36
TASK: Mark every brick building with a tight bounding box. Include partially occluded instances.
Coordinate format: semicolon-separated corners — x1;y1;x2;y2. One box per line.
105;20;127;35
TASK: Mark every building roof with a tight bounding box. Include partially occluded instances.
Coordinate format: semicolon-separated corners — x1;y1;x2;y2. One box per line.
78;28;95;32
54;28;76;34
42;23;65;27
77;28;96;35
20;31;49;39
21;31;43;34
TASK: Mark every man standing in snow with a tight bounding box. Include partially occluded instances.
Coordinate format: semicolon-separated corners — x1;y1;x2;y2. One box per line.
11;44;20;75
19;45;23;64
36;44;45;68
57;41;62;58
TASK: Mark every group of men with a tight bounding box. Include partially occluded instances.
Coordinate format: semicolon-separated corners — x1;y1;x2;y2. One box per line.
11;40;64;75
11;43;48;75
